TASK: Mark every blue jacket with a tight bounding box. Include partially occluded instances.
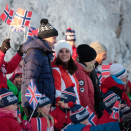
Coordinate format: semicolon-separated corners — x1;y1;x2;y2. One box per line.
21;35;55;107
66;122;120;131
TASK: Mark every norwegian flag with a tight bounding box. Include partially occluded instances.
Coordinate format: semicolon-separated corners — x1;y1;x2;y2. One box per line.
10;21;25;32
25;79;42;110
31;118;54;131
86;106;98;126
97;73;106;89
102;65;110;76
13;7;32;26
0;4;14;25
110;101;120;120
28;26;38;39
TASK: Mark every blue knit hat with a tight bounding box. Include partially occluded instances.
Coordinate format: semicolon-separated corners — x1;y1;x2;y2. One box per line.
102;90;121;109
60;83;77;103
0;85;18;108
38;94;51;108
65;28;76;41
68;102;89;123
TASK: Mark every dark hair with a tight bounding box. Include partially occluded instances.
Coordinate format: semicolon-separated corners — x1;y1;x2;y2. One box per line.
54;57;78;75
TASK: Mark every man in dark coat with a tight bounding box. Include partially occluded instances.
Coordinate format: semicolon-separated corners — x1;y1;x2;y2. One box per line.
90;42;107;118
21;18;58;120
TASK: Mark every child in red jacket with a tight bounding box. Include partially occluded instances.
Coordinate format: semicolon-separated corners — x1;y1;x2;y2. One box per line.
0;84;32;131
50;83;77;131
0;39;23;88
31;94;54;131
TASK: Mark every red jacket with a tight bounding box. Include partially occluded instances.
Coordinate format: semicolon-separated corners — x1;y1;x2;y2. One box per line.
72;46;78;60
75;62;96;114
97;109;117;125
101;76;130;107
50;106;71;130
0;112;24;131
51;61;80;104
0;51;22;88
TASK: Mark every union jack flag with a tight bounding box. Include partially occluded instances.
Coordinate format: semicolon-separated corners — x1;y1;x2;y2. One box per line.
28;26;38;39
86;106;98;126
102;65;110;76
110;101;120;120
0;4;14;25
25;79;42;110
10;21;25;32
13;7;32;26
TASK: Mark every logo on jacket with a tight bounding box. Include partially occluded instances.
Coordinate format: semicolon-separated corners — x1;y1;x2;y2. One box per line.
79;80;85;86
80;87;84;93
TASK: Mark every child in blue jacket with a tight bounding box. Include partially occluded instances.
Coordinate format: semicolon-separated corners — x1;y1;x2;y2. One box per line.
66;102;131;131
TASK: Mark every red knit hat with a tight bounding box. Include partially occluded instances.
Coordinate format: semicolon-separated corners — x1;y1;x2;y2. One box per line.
14;66;22;77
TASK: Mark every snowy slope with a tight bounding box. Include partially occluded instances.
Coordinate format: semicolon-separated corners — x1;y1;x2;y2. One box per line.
0;0;131;79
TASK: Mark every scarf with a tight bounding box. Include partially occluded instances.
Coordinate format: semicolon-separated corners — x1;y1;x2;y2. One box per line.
0;108;17;118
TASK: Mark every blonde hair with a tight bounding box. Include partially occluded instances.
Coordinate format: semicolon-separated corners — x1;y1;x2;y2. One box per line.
37;108;54;130
16;116;21;123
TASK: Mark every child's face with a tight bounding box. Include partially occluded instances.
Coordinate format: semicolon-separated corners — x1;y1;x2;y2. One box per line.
60;102;70;109
4;103;18;111
15;75;22;85
40;104;51;116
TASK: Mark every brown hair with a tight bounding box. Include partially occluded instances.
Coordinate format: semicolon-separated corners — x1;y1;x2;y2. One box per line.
54;57;78;75
37;108;54;130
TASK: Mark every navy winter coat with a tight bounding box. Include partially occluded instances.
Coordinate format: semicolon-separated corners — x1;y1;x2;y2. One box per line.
21;35;55;107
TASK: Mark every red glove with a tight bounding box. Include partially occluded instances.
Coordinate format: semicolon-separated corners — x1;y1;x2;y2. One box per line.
21;120;33;131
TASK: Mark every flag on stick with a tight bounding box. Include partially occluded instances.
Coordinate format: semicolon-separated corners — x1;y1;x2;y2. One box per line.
0;4;14;25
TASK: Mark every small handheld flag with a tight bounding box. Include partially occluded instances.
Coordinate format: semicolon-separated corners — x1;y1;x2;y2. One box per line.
110;101;120;120
10;21;25;32
86;106;98;126
25;79;41;110
28;26;38;39
102;65;110;76
0;4;14;25
13;7;32;26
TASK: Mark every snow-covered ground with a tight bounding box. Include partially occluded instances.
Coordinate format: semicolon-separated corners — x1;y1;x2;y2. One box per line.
0;0;131;79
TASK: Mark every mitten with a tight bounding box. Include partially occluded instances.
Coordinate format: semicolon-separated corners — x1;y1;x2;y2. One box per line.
0;39;10;54
17;44;24;56
21;120;33;131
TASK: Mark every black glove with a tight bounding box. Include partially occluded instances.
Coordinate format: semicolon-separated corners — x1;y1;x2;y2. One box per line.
17;44;23;56
119;119;131;130
94;105;103;119
0;39;10;54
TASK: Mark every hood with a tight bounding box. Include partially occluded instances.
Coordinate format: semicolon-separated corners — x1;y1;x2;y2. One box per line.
75;61;85;71
23;35;53;54
66;123;86;131
101;76;124;91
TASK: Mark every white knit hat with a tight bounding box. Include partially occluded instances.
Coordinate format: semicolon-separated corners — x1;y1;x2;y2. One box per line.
54;40;72;56
110;63;127;79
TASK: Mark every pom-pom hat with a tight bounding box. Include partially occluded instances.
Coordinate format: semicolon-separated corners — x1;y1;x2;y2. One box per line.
0;85;18;108
68;102;89;123
102;90;121;108
38;94;51;108
65;28;76;41
38;18;58;39
60;83;77;103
